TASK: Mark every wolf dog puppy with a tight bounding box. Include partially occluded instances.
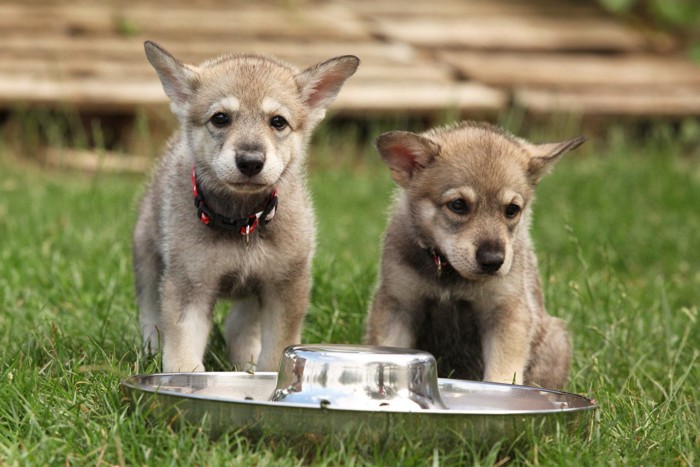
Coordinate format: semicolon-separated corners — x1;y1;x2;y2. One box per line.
133;41;358;372
365;122;585;388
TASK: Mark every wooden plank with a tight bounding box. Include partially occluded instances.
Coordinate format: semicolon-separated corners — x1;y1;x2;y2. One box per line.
0;60;153;81
0;36;417;66
517;87;700;116
0;76;165;112
0;58;453;86
0;3;370;41
441;52;700;87
123;4;369;41
347;64;454;84
374;17;647;52
0;37;146;62
342;0;602;18
334;82;507;114
0;4;114;36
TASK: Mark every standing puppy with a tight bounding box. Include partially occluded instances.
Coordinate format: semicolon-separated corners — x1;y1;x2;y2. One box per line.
365;121;585;388
133;41;358;372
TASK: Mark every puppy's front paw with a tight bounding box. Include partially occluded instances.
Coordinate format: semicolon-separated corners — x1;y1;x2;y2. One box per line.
484;370;523;385
162;357;205;373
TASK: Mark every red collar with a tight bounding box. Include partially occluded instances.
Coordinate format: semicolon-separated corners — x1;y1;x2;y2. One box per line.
191;166;278;243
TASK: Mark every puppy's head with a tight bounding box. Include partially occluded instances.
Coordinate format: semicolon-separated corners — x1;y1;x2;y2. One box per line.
145;41;359;193
377;122;585;280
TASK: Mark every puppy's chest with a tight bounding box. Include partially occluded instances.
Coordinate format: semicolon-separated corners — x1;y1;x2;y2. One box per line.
415;298;484;380
186;234;285;292
426;274;492;309
216;270;262;298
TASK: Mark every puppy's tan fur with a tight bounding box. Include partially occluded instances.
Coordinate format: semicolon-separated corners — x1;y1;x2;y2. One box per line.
133;41;358;372
365;121;584;388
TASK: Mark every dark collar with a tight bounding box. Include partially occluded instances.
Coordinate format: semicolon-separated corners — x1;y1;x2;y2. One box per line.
191;166;278;243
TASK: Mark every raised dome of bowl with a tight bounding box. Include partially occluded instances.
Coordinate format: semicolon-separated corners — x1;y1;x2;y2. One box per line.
269;344;447;410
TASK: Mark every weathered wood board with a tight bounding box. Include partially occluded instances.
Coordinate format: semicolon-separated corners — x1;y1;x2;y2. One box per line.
441;52;700;87
517;88;700;116
373;17;647;52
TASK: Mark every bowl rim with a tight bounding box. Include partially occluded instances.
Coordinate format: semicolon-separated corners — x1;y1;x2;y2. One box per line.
121;371;598;415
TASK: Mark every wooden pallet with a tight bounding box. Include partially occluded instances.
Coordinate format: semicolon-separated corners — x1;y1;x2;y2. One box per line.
0;0;697;119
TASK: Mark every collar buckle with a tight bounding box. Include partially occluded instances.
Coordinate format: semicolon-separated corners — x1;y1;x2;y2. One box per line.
432;248;446;279
244;224;251;247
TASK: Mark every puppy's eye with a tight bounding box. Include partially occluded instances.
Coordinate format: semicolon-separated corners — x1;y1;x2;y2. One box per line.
505;204;521;218
270;115;288;130
447;199;469;215
210;113;231;128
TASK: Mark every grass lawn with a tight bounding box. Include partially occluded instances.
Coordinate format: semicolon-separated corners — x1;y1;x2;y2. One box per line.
0;121;698;465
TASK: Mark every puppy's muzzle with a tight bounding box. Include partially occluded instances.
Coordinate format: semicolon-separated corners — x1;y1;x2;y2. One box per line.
476;242;505;274
236;145;265;177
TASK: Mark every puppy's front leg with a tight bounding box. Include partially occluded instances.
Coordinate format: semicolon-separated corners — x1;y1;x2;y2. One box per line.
365;286;417;349
480;302;532;385
160;276;214;372
225;297;262;371
255;273;311;371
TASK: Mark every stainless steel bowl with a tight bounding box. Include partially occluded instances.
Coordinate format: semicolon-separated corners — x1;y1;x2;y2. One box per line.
121;345;598;445
270;344;447;410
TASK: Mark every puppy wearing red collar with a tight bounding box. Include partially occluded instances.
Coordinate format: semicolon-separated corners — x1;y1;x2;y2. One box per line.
365;122;584;389
133;41;358;372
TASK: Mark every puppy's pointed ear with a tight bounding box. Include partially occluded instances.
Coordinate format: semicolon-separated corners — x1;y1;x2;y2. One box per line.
297;55;359;128
528;136;586;183
376;131;438;187
144;41;198;117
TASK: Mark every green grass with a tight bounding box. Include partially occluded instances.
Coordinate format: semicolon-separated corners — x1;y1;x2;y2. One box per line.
0;122;698;465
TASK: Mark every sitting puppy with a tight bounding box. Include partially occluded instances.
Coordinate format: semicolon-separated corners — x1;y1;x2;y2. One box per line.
365;121;585;388
133;41;358;372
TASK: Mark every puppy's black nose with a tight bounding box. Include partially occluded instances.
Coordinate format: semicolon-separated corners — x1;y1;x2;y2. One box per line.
236;149;265;177
476;244;505;273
